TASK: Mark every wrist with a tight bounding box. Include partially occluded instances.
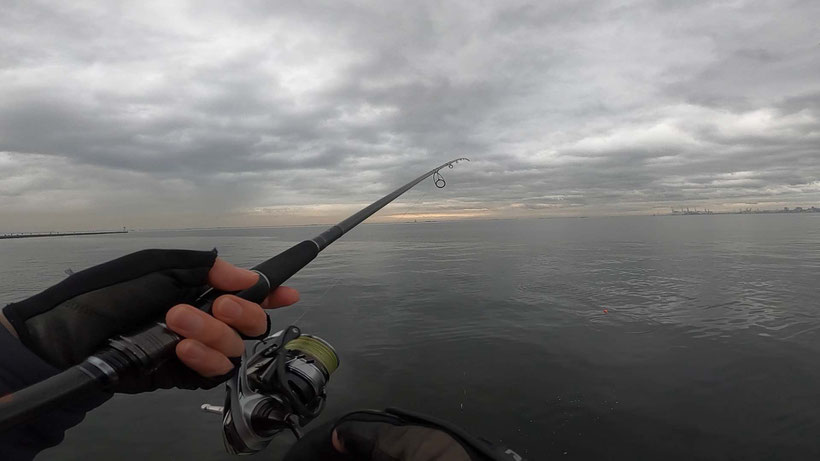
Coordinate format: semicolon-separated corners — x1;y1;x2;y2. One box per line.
0;308;19;339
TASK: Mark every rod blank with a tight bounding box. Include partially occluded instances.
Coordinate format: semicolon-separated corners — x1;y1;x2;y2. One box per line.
0;157;469;431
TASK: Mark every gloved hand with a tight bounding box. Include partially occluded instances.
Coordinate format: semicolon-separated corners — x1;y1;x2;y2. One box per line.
0;249;299;393
283;409;526;461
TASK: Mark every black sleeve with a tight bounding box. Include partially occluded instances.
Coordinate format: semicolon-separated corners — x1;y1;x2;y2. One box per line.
0;326;111;461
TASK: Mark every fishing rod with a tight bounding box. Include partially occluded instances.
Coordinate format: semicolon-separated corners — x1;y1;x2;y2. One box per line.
0;157;469;436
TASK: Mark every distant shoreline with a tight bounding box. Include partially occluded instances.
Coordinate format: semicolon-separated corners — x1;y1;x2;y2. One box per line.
663;207;819;216
0;230;128;240
3;211;818;236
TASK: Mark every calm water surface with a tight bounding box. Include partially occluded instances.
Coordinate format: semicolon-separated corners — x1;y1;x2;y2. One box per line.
1;215;819;460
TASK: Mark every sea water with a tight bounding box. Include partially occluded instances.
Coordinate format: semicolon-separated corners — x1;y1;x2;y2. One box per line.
2;215;818;460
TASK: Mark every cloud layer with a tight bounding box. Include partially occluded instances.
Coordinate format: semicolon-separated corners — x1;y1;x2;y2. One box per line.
1;0;819;230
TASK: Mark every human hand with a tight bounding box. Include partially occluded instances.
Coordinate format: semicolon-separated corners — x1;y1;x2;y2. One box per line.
166;258;299;377
1;249;300;393
282;409;526;461
329;418;470;461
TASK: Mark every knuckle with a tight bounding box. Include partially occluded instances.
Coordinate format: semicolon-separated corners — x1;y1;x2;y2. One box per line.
215;325;244;355
166;303;188;319
214;296;244;319
208;318;234;342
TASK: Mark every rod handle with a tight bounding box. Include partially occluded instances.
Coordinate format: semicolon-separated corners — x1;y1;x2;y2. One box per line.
0;240;322;432
0;365;103;432
251;240;319;290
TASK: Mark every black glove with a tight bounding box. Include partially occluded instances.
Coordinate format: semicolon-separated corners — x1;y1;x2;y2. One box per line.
1;249;230;393
283;408;526;461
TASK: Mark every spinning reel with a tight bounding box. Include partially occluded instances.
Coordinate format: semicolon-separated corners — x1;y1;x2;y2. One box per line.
202;325;339;454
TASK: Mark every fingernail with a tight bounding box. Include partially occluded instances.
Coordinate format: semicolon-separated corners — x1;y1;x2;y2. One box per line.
175;311;204;333
219;299;242;319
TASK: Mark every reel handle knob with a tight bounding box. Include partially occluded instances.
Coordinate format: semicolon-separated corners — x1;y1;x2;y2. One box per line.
201;404;224;415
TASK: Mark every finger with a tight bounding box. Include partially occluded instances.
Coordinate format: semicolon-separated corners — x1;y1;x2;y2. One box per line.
213;294;269;337
175;339;234;377
261;286;300;309
207;258;258;291
166;304;245;357
332;429;346;453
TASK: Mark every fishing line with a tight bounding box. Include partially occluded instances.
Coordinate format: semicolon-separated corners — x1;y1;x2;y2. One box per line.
390;181;432;222
290;275;342;326
291;184;433;326
0;157;469;432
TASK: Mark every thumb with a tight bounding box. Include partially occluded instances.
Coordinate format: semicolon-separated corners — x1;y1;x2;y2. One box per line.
333;420;382;457
282;421;350;461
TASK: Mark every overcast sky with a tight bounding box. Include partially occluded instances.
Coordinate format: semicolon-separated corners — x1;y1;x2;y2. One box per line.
1;0;818;231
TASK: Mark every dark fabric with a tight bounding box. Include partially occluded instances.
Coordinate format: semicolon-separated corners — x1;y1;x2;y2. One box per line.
0;327;111;461
283;421;354;461
3;249;217;368
284;410;526;461
336;421;471;461
0;249;256;459
1;249;237;394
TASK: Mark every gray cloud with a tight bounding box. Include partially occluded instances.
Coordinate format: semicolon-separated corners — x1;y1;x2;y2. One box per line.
1;0;818;231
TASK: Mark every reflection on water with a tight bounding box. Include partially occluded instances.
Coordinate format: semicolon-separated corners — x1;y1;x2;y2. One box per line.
1;215;818;460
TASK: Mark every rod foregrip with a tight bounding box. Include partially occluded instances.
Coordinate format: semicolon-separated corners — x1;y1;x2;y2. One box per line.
252;240;319;288
193;274;271;316
193;239;318;315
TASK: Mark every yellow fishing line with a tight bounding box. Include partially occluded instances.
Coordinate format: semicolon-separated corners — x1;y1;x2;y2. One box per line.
285;335;339;375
